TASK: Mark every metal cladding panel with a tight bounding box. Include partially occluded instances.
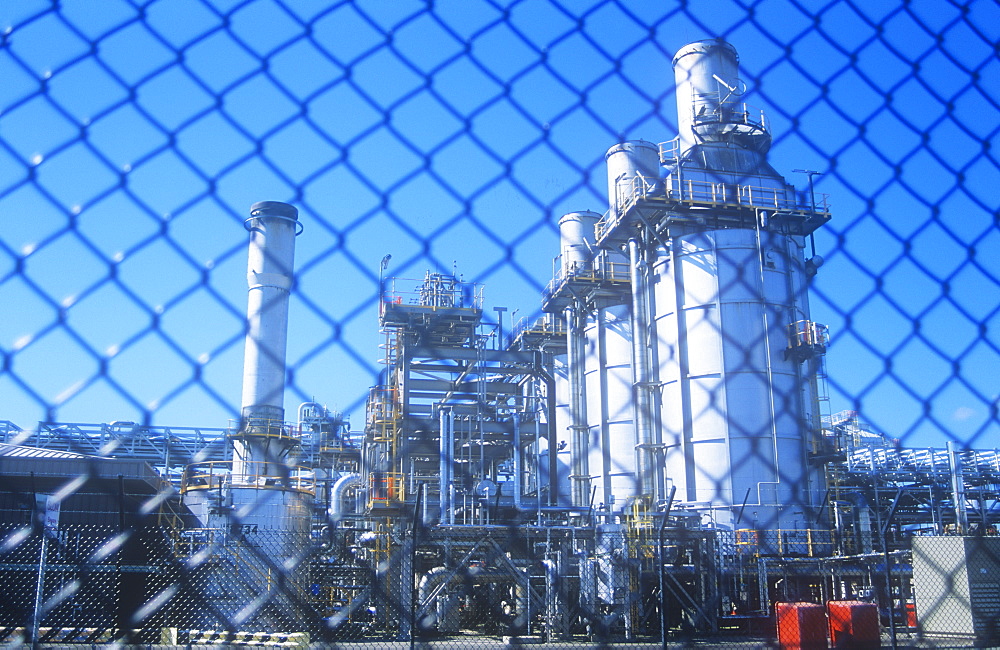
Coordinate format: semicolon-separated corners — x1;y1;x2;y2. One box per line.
715;243;761;302
585;304;634;424
585;304;637;507
660;382;683;442
538;448;573;506
722;372;772;437
687;376;727;442
728;435;775;481
230;486;311;535
688;374;731;507
770;373;803;431
774;436;806;485
719;304;768;369
653;227;812;528
652;250;686;501
676;248;718;309
683;307;723;376
553;354;570;456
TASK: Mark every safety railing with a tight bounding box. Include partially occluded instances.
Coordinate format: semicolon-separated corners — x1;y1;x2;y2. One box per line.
180;461;316;494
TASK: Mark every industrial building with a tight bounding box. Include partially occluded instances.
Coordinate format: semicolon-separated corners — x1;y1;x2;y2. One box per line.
2;38;998;645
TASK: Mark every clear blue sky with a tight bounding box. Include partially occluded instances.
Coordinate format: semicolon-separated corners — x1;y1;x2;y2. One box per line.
1;0;997;450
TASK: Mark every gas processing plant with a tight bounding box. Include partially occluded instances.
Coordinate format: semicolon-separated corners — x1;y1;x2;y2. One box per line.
3;39;1000;645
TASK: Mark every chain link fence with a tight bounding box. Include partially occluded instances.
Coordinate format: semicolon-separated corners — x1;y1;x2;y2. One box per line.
1;0;999;647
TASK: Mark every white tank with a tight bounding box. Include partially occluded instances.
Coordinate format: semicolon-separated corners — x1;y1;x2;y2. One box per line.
654;228;812;530
670;38;772;167
585;302;637;511
558;211;600;271
605;140;660;220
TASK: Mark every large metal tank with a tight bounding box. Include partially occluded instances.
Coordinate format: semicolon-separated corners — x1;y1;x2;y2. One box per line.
672;38;770;156
559;211;600;272
653;227;813;530
606;140;663;501
605;140;660;222
559;211;599;507
558;209;639;511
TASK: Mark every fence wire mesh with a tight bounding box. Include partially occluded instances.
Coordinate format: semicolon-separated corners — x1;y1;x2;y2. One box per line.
1;0;999;647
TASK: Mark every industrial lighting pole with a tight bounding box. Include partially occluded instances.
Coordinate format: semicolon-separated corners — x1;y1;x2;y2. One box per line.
793;169;822;212
794;169;823;258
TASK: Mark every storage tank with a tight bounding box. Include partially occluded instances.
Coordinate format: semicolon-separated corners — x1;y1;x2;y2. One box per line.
559;211;600;273
672;38;770;156
548;354;573;507
557;209;639;511
606;140;660;222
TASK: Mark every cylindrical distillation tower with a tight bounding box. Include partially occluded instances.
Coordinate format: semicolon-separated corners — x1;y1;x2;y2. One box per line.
585;39;829;532
655;39;824;530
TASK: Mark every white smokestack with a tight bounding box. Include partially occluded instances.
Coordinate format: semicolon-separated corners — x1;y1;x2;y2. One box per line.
239;200;300;428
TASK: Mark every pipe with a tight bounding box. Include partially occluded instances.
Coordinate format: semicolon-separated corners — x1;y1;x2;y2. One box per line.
418;565;526;623
514;570;530;632
565;304;590;507
542;559;560;639
417;566;451;624
296;401;323;426
533;355;560;507
440;407;454;524
628;238;655;499
513;412;522;510
329;473;362;518
948;440;969;533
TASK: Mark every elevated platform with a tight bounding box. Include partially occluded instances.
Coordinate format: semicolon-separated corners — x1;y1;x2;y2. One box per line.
541;260;631;314
509;315;567;353
596;176;831;248
380;273;484;346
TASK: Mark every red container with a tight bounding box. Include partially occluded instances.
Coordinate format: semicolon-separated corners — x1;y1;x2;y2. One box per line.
827;600;879;649
905;602;917;627
776;602;828;650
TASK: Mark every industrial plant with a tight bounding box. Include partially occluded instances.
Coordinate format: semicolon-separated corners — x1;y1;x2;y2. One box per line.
2;38;997;646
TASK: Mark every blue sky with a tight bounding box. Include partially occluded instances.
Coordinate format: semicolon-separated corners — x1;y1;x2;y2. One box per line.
1;0;998;450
